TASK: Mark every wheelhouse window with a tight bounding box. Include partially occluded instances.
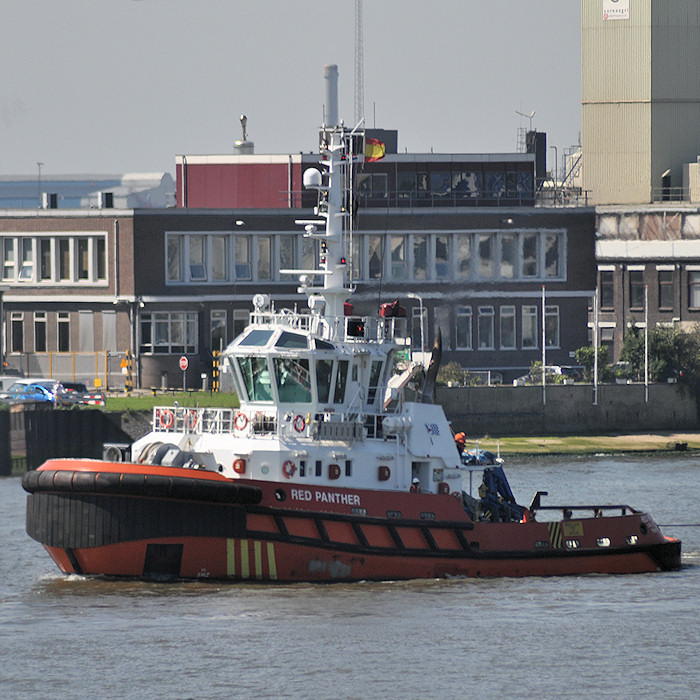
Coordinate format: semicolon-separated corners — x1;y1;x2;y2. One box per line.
239;356;274;402
274;357;312;403
316;359;334;403
334;360;348;403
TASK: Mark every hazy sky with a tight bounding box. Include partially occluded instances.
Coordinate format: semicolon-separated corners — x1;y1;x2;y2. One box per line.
1;0;581;177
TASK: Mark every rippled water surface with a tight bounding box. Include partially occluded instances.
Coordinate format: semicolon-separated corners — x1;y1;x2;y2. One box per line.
2;455;699;699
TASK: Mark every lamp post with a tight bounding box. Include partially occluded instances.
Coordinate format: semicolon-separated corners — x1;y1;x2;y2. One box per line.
0;286;8;369
406;292;425;363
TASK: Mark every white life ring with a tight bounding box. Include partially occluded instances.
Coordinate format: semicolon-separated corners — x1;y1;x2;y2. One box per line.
282;460;296;478
160;409;174;430
234;412;248;431
293;414;306;433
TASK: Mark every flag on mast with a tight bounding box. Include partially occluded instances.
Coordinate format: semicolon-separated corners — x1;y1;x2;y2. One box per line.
365;137;386;162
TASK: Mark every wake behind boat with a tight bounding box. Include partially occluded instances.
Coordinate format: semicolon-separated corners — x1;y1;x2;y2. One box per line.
22;66;680;582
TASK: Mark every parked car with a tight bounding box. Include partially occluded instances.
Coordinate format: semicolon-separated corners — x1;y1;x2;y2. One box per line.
0;378;56;401
512;366;564;386
4;381;58;406
59;382;107;407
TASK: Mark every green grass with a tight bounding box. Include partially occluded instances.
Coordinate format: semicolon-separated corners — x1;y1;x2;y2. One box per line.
104;391;240;412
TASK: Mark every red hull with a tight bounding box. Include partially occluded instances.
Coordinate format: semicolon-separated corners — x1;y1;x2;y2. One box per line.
24;459;682;582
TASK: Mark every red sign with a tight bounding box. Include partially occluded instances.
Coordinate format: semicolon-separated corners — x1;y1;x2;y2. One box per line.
179;356;189;371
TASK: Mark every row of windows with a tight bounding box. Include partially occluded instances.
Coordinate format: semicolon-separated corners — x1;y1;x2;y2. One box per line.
415;304;560;352
2;235;107;284
357;169;534;200
166;230;566;285
600;267;700;310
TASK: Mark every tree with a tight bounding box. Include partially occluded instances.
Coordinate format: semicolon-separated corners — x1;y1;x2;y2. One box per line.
437;361;465;386
574;345;611;382
619;324;700;383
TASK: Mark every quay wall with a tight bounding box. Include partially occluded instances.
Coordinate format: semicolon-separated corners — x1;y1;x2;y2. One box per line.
437;383;698;437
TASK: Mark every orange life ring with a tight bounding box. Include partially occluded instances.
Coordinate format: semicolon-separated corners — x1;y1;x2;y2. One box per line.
160;409;174;430
234;412;248;431
282;460;296;478
293;414;306;432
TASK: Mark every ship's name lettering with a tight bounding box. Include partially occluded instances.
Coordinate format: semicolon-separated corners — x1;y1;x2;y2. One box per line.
290;488;361;506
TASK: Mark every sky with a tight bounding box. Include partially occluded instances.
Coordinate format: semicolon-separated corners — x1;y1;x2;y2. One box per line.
1;0;582;177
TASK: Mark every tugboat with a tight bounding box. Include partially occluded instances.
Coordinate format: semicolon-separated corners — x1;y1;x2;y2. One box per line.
23;67;681;582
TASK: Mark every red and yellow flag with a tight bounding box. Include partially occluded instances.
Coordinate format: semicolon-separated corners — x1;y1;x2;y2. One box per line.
365;138;386;162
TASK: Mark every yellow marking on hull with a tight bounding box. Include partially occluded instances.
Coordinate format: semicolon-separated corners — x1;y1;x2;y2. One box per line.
267;542;278;580
548;522;563;549
254;540;263;580
226;538;236;577
240;539;250;578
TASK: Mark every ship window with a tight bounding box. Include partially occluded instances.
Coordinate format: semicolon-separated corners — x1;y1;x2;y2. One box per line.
316;359;334;403
334;360;348;403
597;537;611;547
237;356;273;402
298;460;306;477
274;357;312;403
315;460;322;477
345;460;352;477
315;339;335;350
276;332;307;348
239;330;273;347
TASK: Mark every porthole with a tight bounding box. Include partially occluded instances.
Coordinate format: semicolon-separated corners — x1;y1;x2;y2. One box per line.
386;510;402;519
534;540;550;549
626;535;639;545
565;539;580;549
596;537;611;548
274;489;286;502
351;506;367;515
420;512;436;520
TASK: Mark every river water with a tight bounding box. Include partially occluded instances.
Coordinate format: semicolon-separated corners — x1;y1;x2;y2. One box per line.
2;454;699;700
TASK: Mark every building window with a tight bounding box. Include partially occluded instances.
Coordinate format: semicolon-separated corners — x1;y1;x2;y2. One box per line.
413;235;427;280
59;239;70;280
57;312;70;352
435;235;450;278
477;306;494;350
629;269;645;308
545;305;560;348
233;310;248;339
257;236;272;280
96;238;106;280
477;234;494;278
167;235;183;282
658;269;674;309
456;307;472;350
434;305;452;350
412;306;426;351
235;235;252;280
34;312;47;352
500;306;516;349
456;234;472;279
279;235;296;280
211;236;227;281
77;238;90;280
189;235;206;280
500;233;516;279
20;238;34;280
600;270;614;309
544;233;561;278
390;235;407;280
40;239;52;281
522;306;538;349
689;271;700;308
11;312;23;353
522;233;538;277
211;310;227;352
368;235;384;279
140;312;198;355
2;238;14;280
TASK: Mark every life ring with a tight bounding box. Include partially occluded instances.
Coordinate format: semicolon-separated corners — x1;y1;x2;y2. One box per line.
293;414;306;433
159;409;174;430
186;409;198;430
282;460;296;478
234;412;248;431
